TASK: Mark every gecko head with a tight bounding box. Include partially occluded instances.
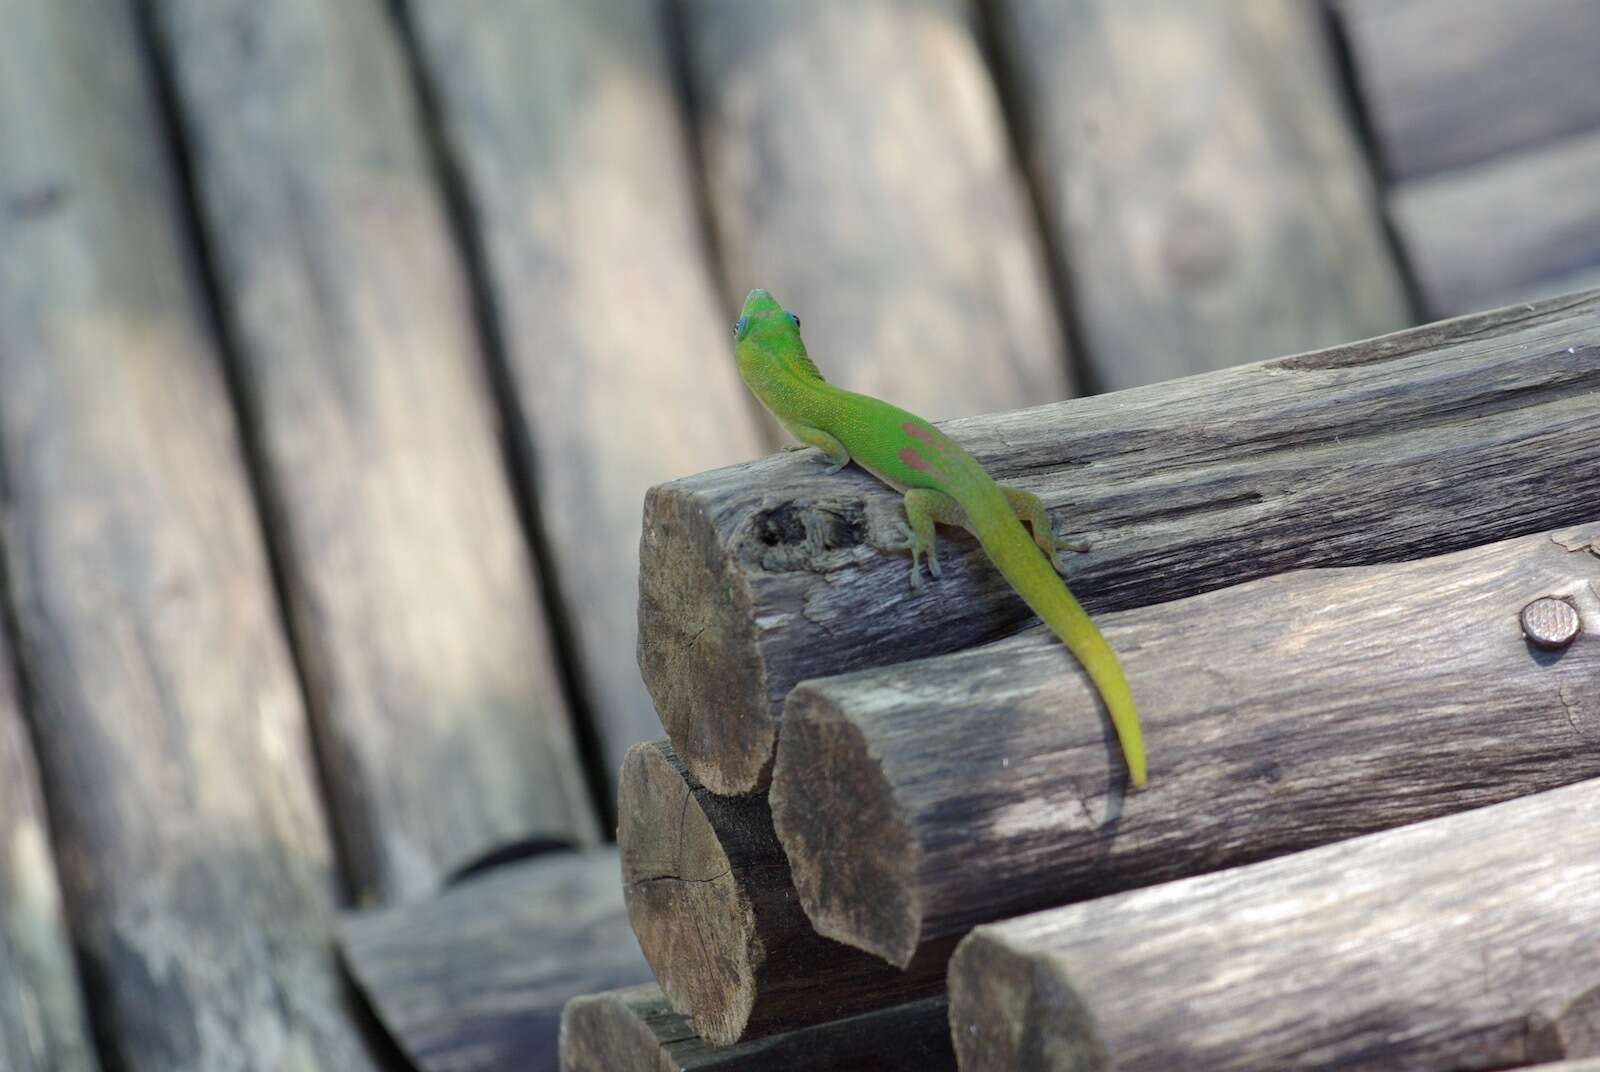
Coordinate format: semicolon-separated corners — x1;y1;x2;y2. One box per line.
733;288;816;383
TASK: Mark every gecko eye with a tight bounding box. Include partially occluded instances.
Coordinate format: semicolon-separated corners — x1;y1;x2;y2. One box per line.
733;315;749;338
786;311;801;328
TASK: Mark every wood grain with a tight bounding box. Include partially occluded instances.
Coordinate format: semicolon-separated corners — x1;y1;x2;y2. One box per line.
681;0;1072;418
1390;127;1600;319
398;0;763;785
638;289;1600;796
146;0;599;905
770;522;1600;969
990;0;1409;389
0;629;98;1071
0;2;385;1068
949;777;1600;1070
617;740;945;1045
1337;0;1600;180
559;985;953;1071
341;849;653;1072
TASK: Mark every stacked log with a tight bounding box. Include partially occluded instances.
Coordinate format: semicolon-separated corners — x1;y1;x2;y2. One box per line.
592;290;1600;1067
948;777;1600;1069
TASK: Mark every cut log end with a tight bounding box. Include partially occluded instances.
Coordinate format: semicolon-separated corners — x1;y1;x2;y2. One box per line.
638;483;775;796
770;686;921;968
947;929;1106;1072
618;741;757;1046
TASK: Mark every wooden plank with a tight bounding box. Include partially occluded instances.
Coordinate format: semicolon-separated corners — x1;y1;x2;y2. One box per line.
638;290;1600;796
1390;128;1600;319
0;2;385;1068
146;0;599;903
769;522;1600;969
559;985;953;1071
681;0;1072;417
397;0;764;784
990;0;1409;389
0;631;99;1071
616;741;944;1045
948;777;1600;1070
1337;0;1600;180
341;850;654;1072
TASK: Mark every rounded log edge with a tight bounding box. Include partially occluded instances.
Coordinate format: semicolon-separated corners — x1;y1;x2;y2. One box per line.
771;683;921;968
618;741;760;1045
638;483;775;796
947;928;1107;1072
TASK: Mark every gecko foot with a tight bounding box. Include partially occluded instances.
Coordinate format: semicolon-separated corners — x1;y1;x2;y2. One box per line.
894;522;940;589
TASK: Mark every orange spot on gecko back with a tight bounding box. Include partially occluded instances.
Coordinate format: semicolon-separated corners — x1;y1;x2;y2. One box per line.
898;446;933;473
902;422;941;447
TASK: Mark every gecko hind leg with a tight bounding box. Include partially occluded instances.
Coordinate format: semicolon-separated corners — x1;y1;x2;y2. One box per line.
784;423;851;475
1002;485;1089;573
896;488;965;590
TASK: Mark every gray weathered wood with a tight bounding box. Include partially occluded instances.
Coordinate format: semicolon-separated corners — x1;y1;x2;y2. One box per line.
617;740;945;1045
681;0;1072;418
559;985;953;1071
989;0;1409;389
639;289;1600;796
399;0;763;785
770;522;1600;970
1390;127;1600;319
0;2;385;1068
1338;0;1600;180
0;631;99;1072
949;777;1600;1070
341;849;653;1072
147;0;599;905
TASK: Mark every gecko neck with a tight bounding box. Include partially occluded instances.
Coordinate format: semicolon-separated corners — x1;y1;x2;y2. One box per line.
742;357;841;426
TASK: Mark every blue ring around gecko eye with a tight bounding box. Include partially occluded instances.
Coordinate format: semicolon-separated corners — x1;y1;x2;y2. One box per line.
787;311;801;328
734;315;749;338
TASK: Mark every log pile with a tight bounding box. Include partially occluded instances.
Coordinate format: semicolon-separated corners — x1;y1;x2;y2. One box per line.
543;290;1600;1069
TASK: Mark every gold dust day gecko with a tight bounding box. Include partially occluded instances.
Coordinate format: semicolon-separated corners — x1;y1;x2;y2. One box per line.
732;288;1146;787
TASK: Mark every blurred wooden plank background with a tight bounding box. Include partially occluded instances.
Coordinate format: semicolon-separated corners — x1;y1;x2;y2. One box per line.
147;0;599;907
0;0;1597;1067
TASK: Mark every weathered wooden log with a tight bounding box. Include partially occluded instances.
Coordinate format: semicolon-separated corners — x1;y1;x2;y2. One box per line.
680;0;1072;419
770;521;1600;970
146;0;599;904
988;0;1408;389
0;635;99;1072
949;776;1600;1070
1390;127;1600;319
1337;0;1600;180
639;289;1600;796
617;740;946;1045
398;0;764;784
560;985;952;1071
0;2;384;1068
340;849;653;1072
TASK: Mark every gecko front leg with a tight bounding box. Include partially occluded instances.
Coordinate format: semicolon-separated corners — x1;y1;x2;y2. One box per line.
783;423;851;474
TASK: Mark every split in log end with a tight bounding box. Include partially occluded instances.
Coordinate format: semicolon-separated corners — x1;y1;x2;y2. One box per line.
618;740;757;1046
637;482;775;795
770;686;921;968
947;928;1106;1072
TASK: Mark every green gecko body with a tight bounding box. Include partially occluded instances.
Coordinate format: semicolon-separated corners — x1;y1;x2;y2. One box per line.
733;288;1146;787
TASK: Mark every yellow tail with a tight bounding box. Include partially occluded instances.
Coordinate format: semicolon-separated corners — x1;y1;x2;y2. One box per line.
971;509;1147;787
